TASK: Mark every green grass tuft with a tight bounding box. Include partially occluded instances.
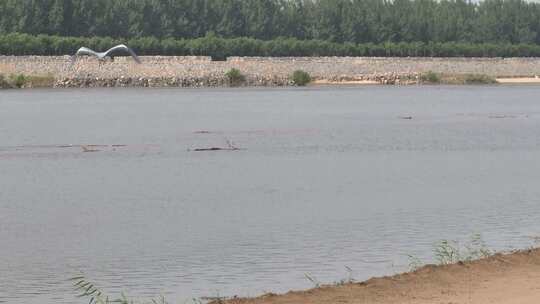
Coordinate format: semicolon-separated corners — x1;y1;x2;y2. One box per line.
225;68;246;87
69;275;169;304
10;74;27;88
407;233;492;271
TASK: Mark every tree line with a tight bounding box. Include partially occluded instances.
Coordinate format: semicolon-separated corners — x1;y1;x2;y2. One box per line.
1;0;540;45
3;33;540;58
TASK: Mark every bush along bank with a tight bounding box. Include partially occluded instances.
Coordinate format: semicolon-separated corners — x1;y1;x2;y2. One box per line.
225;68;246;87
291;70;312;86
419;71;497;85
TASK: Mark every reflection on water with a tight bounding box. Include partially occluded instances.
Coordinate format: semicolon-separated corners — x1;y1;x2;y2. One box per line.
1;86;540;303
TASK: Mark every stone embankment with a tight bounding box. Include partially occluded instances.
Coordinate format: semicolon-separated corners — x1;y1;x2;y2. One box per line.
1;56;540;88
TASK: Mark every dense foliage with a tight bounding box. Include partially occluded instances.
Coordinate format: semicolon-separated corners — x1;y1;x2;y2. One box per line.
3;33;540;57
1;0;540;45
291;70;312;85
2;0;540;57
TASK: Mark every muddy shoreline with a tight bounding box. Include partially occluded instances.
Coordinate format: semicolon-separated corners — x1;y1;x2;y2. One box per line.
1;56;540;88
219;248;540;304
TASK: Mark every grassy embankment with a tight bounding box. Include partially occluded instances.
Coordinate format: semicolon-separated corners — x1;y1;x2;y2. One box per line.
0;73;55;89
0;70;503;89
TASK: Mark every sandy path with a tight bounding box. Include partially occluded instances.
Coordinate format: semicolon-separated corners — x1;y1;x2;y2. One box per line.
223;248;540;304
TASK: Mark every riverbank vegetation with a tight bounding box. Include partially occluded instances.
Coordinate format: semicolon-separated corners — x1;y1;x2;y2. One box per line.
0;73;55;88
420;71;497;84
0;74;10;88
225;68;246;86
70;276;168;304
408;234;492;270
291;70;312;86
4;33;540;58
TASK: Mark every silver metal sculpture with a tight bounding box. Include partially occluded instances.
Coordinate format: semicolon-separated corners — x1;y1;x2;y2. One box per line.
73;44;141;63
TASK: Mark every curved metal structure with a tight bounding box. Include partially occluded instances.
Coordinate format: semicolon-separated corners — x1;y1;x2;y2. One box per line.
73;44;141;63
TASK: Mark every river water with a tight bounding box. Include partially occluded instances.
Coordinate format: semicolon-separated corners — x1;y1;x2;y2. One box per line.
1;86;540;303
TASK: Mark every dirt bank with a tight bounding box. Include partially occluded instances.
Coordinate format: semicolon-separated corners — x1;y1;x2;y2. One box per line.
1;56;540;88
222;248;540;304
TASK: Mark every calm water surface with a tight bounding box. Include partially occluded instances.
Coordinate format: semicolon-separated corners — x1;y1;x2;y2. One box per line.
1;86;540;303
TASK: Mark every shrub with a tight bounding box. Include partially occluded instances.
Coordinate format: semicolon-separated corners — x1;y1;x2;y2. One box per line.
0;74;13;89
463;74;497;84
10;74;27;88
225;68;246;87
419;72;496;85
0;73;55;89
420;71;441;84
291;70;312;86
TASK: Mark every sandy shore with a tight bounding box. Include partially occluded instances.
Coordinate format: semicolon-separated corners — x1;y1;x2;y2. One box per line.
496;77;540;83
1;56;540;87
221;248;540;304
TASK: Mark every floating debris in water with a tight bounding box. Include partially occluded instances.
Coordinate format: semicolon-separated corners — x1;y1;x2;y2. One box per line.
191;147;232;152
81;145;101;153
489;115;517;119
189;138;244;152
